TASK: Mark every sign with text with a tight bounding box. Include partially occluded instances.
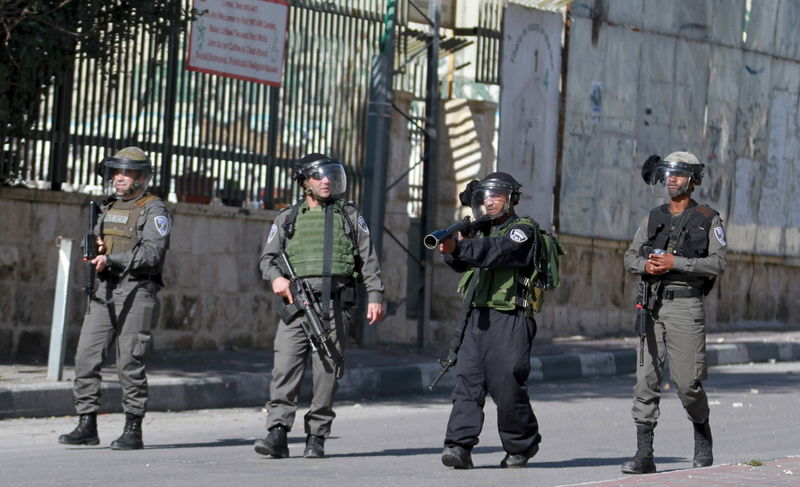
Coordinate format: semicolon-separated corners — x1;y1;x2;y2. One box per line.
186;0;288;86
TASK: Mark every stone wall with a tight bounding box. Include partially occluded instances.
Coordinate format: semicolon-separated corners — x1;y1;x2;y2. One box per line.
540;235;800;339
2;183;799;360
0;187;281;357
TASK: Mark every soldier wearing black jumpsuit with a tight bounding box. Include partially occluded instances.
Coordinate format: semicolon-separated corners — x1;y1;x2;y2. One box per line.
439;172;542;469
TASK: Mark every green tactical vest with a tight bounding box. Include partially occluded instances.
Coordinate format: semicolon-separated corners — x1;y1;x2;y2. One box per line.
456;217;538;316
101;194;157;255
284;200;356;278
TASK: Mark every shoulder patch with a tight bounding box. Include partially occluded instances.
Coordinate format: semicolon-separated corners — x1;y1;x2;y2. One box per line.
154;215;170;236
509;228;528;243
713;226;727;247
357;215;369;234
267;224;278;244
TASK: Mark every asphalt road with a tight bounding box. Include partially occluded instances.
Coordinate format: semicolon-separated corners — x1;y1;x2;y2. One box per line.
2;361;798;487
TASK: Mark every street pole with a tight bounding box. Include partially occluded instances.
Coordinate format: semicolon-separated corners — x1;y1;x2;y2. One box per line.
418;0;440;349
360;0;397;346
47;237;73;381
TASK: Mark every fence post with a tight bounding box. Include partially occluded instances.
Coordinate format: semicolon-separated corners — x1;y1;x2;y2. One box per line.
48;237;73;381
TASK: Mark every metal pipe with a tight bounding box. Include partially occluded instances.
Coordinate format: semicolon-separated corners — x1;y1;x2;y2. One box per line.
47;237;73;381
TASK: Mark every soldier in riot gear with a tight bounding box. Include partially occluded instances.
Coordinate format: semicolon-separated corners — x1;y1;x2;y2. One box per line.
58;147;172;450
437;172;543;469
621;151;727;474
255;153;384;459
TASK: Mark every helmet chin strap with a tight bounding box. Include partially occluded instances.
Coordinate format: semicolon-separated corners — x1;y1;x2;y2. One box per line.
304;186;332;204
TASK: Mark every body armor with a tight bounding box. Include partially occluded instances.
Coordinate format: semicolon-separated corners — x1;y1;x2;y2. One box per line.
459;216;539;316
284;200;356;278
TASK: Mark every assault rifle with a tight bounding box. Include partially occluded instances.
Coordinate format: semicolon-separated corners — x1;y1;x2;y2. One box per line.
280;253;338;364
636;280;651;367
429;349;457;391
82;201;100;312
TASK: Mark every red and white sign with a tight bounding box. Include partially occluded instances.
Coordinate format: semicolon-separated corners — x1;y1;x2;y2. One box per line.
186;0;288;86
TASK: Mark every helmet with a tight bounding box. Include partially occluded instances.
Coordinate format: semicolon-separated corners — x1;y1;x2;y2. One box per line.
647;151;703;200
293;153;346;199
468;172;521;221
96;147;153;198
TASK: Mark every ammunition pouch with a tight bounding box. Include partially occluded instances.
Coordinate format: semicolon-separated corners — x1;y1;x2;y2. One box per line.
340;285;357;309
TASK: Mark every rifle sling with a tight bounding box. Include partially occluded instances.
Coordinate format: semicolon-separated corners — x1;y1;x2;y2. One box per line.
320;203;334;324
449;268;481;353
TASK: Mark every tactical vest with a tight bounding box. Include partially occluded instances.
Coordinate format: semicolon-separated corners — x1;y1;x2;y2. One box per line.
284;200;357;278
457;216;540;316
644;202;718;293
646;202;717;258
101;194;158;255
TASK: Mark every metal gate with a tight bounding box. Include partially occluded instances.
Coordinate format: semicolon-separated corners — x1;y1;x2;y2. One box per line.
1;0;397;208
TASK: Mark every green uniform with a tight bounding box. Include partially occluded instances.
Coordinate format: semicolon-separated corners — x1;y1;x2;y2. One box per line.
258;199;383;437
623;203;726;426
73;193;171;417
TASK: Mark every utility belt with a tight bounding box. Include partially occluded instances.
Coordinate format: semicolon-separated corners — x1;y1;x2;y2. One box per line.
101;270;163;285
313;285;357;308
660;286;703;300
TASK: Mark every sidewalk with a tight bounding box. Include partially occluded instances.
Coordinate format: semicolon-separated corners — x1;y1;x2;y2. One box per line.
574;456;800;486
1;331;799;420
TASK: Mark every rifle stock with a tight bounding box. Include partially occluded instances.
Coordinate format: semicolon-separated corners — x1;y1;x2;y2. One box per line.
428;350;457;391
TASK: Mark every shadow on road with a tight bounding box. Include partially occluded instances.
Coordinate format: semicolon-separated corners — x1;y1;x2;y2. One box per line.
326;445;505;458
531;455;685;468
145;438;257;449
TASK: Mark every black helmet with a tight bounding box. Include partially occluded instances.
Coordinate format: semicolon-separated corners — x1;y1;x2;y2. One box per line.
293;153;347;198
468;172;522;221
478;172;522;204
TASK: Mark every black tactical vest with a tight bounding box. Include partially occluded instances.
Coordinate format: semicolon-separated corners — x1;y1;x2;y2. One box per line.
646;202;717;258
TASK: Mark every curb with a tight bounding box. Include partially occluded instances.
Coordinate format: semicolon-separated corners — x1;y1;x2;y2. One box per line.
2;341;798;420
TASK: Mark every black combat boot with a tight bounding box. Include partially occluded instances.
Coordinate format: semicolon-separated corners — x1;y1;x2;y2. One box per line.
621;423;656;474
110;413;144;450
692;420;713;468
304;434;325;458
441;444;473;469
254;425;289;458
500;442;539;468
58;413;100;446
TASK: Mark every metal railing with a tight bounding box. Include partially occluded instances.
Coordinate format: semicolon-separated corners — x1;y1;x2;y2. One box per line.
1;0;392;209
1;0;503;208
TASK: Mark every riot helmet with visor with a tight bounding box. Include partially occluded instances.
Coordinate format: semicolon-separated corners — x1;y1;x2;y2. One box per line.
96;147;153;198
647;151;703;202
469;172;521;221
293;153;347;200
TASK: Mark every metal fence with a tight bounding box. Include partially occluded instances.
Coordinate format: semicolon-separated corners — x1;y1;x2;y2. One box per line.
2;0;393;209
1;0;503;209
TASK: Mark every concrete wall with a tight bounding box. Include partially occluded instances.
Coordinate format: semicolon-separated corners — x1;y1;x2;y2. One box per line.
560;0;800;257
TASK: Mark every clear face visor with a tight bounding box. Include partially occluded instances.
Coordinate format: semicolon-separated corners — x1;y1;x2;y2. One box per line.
103;166;151;198
649;166;693;201
303;163;347;197
470;187;512;221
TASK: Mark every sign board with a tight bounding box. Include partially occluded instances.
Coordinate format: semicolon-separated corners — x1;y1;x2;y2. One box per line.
497;4;562;230
186;0;289;86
